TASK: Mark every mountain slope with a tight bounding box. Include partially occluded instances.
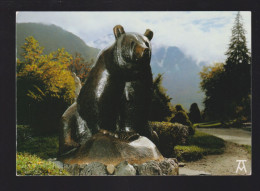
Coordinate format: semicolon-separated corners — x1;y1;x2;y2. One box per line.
151;46;205;110
16;23;100;61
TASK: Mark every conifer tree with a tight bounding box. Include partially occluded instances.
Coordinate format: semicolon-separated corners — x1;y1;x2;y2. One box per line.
224;12;251;120
224;12;251;100
189;103;202;123
149;73;173;122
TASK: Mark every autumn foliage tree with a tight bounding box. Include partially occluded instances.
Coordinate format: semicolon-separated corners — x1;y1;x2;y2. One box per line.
17;36;76;134
69;53;94;84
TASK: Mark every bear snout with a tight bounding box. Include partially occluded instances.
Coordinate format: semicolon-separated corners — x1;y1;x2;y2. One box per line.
140;48;151;62
134;45;150;60
143;48;150;57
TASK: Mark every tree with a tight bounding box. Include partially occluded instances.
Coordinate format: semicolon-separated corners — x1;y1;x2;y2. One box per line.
189;103;202;123
199;63;228;121
200;12;251;122
224;12;251;121
17;36;76;133
69;53;94;84
225;12;251;98
149;73;173;122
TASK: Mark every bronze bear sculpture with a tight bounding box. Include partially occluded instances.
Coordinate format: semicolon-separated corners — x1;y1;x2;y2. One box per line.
59;25;157;155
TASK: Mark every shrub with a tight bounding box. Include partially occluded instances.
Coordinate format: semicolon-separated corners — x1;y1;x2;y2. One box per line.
175;104;185;112
170;111;195;135
16;152;69;176
149;121;189;157
171;111;192;126
174;145;204;161
189;103;202;123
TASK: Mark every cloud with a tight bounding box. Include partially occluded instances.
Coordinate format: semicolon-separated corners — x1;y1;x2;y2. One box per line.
16;11;251;65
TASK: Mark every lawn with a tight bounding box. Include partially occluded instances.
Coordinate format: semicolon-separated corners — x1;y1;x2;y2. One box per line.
194;120;242;129
174;130;225;162
193;121;223;128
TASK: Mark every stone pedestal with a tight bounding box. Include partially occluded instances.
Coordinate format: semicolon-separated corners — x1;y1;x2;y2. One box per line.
59;133;164;166
57;133;179;176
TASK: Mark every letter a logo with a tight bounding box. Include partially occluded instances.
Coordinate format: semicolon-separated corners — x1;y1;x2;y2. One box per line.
236;160;247;174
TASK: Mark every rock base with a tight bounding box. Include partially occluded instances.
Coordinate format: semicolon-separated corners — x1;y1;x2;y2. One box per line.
49;158;179;176
55;132;178;175
58;134;164;166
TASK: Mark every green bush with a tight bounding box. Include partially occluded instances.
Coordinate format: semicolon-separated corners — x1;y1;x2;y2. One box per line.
149;121;189;157
189;103;202;123
175;104;185;112
17;152;69;176
174;145;204;161
171;111;194;135
174;130;225;161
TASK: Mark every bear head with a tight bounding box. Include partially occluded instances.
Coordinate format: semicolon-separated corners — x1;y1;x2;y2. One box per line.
113;25;153;81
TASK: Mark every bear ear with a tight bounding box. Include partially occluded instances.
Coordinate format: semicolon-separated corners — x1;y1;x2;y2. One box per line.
144;29;153;41
113;25;125;39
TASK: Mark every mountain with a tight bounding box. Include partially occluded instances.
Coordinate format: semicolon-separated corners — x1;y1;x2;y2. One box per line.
88;34;115;50
151;46;205;110
16;23;100;61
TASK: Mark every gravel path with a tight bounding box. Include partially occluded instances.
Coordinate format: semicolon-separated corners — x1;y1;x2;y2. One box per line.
183;141;251;175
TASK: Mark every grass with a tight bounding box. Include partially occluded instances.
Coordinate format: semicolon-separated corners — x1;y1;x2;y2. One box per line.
17;125;59;159
16;125;69;175
174;130;225;162
194;121;223;128
194;120;246;129
240;144;251;154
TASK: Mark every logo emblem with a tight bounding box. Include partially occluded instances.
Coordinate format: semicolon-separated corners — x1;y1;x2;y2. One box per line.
236;160;247;174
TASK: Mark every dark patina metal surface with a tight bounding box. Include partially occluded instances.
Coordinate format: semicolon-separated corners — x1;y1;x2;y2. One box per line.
59;25;160;164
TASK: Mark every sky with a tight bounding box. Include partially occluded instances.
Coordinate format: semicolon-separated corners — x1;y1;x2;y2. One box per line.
16;11;251;65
